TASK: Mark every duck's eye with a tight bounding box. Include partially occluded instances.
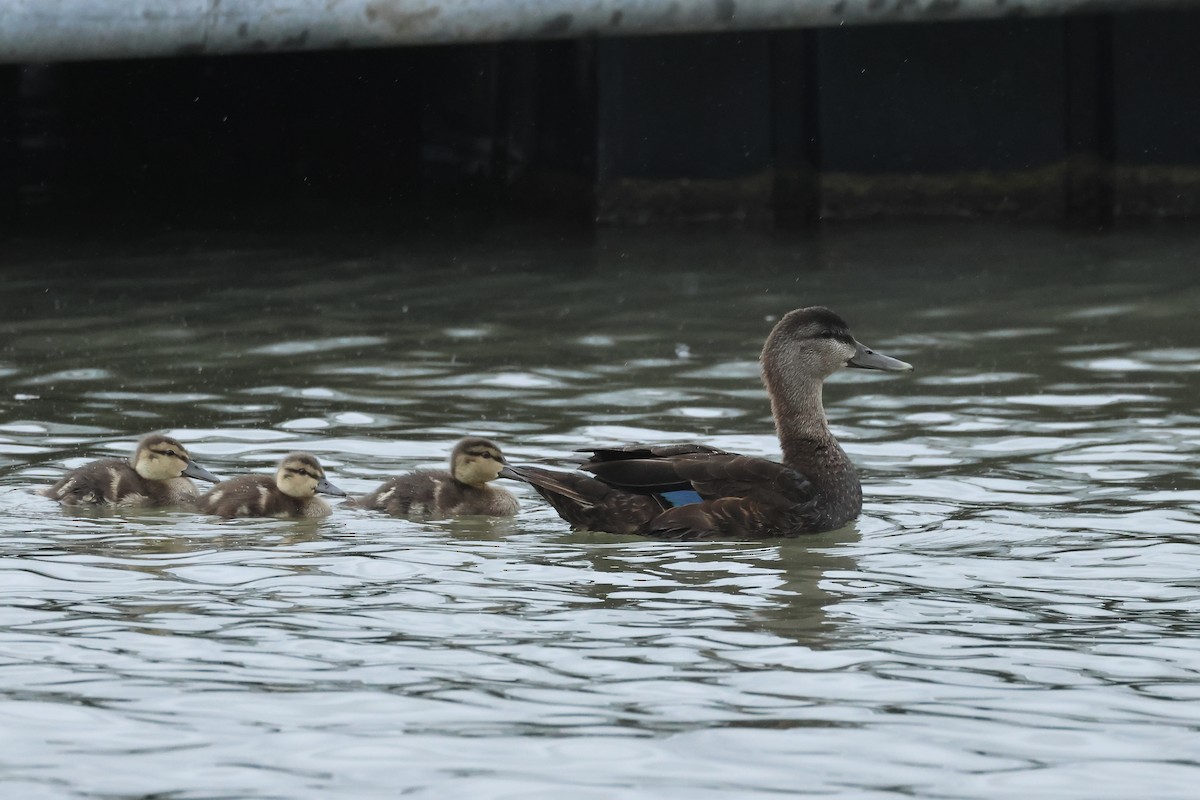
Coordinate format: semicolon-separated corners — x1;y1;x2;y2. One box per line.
819;330;834;339
481;452;494;460
166;450;177;458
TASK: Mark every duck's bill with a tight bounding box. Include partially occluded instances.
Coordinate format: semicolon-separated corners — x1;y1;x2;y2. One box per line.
317;478;348;497
848;341;913;372
182;461;221;483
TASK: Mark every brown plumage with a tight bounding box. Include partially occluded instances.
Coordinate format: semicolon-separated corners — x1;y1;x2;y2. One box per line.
350;437;519;518
41;433;220;508
198;452;346;519
501;307;913;540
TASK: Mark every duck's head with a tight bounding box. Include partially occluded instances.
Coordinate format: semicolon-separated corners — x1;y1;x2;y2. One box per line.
131;434;220;483
762;306;913;382
450;437;508;487
275;452;346;499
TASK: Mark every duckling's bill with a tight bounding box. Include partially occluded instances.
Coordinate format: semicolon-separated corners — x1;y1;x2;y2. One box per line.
847;341;912;372
317;477;347;497
182;461;221;483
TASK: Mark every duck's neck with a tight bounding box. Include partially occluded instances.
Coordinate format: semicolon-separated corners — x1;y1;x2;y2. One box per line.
767;378;842;466
766;373;862;524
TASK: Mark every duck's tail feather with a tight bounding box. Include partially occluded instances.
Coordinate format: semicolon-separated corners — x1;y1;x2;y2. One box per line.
500;465;598;508
500;464;678;535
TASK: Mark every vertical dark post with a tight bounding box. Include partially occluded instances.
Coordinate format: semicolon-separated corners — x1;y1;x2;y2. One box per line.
570;38;599;225
595;34;772;224
770;29;821;229
13;65;65;226
490;40;597;228
594;37;622;206
491;42;533;192
1064;15;1115;230
0;66;18;228
535;37;599;227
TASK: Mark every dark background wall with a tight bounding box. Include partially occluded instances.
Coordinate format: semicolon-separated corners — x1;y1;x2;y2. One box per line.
1;10;1197;235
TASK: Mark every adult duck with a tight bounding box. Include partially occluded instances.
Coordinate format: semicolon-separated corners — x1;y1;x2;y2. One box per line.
41;433;220;507
500;306;912;539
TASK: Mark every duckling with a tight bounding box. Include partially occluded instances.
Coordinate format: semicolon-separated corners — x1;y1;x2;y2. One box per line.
198;452;346;519
41;433;220;507
500;306;913;539
351;437;519;518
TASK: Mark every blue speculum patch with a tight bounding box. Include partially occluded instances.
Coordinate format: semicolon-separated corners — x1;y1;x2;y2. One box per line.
659;489;703;507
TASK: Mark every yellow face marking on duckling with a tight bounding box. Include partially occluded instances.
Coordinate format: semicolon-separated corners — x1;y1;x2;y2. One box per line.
119;434;219;486
273;452;343;499
134;446;192;481
452;445;506;487
277;463;322;498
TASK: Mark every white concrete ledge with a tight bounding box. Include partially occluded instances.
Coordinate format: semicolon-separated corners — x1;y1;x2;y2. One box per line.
0;0;1196;63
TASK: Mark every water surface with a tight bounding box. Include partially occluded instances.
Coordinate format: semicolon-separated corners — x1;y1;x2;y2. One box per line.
1;224;1198;799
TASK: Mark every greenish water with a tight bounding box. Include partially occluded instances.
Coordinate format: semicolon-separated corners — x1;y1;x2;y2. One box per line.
1;224;1199;799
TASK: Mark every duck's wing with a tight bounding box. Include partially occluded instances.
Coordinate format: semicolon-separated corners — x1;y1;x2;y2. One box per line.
43;459;148;506
645;488;820;540
199;475;277;517
578;443;741;504
579;443;729;462
505;445;819;539
583;449;811;504
352;470;458;517
591;452;818;538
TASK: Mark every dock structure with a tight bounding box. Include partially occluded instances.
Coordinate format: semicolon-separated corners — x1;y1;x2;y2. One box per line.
1;1;1198;228
1;1;1192;61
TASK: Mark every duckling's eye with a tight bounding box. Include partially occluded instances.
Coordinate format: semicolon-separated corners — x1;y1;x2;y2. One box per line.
481;452;494;460
165;450;177;458
819;330;834;339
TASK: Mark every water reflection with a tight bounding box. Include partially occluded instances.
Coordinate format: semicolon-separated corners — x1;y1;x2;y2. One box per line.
1;224;1199;798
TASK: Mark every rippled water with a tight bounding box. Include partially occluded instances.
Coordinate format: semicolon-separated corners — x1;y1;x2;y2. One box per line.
1;224;1198;798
